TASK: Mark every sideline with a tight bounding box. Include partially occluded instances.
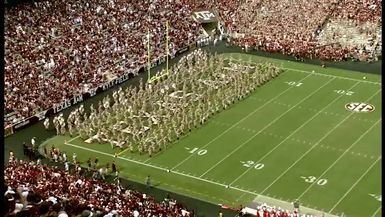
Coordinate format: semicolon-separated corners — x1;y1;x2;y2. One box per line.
225;58;381;85
57;139;337;216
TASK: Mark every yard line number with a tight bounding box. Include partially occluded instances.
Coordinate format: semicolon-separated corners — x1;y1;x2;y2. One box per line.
187;147;207;155
334;90;354;96
300;176;328;186
285;81;303;87
369;194;382;202
241;161;265;170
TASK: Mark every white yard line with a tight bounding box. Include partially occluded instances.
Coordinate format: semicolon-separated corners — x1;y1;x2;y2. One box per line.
65;141;337;216
282;67;381;86
259;89;381;195
67;135;81;143
117;148;130;156
226;58;381;85
228;81;360;186
65;142;253;193
200;77;336;178
169;71;315;171
371;206;382;217
328;156;381;213
297;119;381;199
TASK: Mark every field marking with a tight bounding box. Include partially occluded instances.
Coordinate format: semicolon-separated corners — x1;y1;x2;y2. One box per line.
63;140;338;216
67;135;80;143
371;206;381;217
249;97;378;123
200;77;336;178
117;148;130;156
228;81;359;186
297;118;381;199
226;58;381;85
328;156;381;213
169;71;315;171
259;89;381;195
63;141;284;204
119;169;235;207
282;67;381;85
213;120;377;159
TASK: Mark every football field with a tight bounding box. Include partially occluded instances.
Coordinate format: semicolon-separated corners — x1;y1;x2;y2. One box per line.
40;53;381;217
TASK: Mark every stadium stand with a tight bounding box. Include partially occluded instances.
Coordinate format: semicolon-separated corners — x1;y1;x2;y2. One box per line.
223;0;381;62
5;0;381;132
4;160;191;217
4;1;382;215
4;0;202;126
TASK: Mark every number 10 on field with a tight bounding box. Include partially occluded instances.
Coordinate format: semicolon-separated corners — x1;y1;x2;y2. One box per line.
185;147;207;155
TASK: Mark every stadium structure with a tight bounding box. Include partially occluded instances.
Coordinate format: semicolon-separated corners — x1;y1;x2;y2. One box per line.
4;0;381;217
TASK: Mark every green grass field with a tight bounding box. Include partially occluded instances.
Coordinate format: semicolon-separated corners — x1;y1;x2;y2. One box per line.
40;53;381;217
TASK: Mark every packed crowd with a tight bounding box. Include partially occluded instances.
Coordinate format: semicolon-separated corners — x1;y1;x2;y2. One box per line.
241;205;302;217
320;0;382;61
224;0;381;62
5;0;382;128
4;160;191;217
5;0;203;125
51;50;282;155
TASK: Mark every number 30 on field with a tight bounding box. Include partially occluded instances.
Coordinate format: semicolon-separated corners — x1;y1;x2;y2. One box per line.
301;176;328;185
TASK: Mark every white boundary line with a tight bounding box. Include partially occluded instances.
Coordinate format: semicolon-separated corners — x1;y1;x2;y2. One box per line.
297;118;381;199
328;156;381;213
371;206;382;217
226;58;381;85
258;89;381;195
67;135;80;143
65;142;250;192
282;67;381;86
200;77;337;178
228;81;360;186
170;71;315;171
63;141;337;216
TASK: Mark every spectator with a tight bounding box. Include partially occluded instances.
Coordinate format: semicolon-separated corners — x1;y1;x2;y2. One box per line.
5;160;191;216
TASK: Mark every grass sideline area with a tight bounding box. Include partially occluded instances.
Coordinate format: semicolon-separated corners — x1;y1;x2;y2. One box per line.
40;52;381;217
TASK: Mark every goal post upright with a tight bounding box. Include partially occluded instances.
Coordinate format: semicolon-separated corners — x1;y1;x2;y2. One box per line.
147;29;151;83
166;19;169;76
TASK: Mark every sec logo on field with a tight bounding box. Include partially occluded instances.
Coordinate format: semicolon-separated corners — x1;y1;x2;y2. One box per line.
345;102;375;113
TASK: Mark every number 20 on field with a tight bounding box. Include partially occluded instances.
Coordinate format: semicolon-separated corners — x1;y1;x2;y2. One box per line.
241;161;265;170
